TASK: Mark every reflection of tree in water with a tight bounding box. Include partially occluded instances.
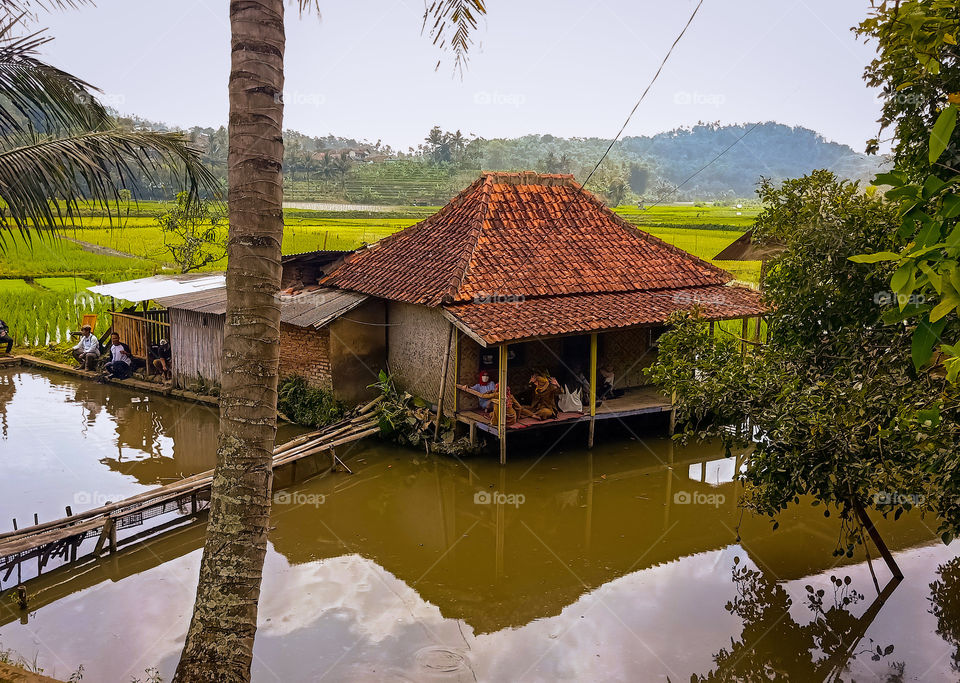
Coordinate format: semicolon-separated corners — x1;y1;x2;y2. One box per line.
0;373;15;438
929;557;960;673
695;557;900;682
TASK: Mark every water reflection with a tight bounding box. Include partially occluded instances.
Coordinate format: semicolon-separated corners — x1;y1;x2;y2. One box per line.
930;557;960;674
696;560;899;681
0;370;958;681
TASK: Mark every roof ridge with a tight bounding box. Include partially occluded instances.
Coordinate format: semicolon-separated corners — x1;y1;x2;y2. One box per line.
437;173;495;305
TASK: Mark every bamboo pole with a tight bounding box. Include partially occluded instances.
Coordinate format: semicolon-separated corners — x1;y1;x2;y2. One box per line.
434;324;455;441
588;333;598;448
498;344;508;465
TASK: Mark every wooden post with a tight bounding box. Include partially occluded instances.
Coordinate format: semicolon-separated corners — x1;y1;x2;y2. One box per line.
498;344;508;465
452;330;460;414
854;500;904;579
469;421;477;446
434;324;454;441
588;333;598;448
16;585;27;610
741;317;749;357
709;321;715;336
754;316;762;343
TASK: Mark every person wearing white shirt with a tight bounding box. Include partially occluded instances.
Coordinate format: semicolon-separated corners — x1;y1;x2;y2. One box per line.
71;325;100;370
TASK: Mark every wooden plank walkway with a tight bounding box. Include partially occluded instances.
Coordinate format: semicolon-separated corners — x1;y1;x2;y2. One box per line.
0;396;381;594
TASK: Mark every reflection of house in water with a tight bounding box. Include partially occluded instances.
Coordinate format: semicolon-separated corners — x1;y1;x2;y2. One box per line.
265;443;937;635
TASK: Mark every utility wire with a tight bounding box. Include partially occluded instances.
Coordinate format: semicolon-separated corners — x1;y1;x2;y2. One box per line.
643;121;763;210
578;0;706;192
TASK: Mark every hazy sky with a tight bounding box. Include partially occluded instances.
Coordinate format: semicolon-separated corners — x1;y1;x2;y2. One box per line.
37;0;884;152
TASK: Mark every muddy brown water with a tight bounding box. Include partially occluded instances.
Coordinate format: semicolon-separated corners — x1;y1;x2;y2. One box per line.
0;368;959;681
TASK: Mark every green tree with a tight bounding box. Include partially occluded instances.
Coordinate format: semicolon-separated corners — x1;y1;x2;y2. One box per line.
856;0;960;175
156;191;226;273
628;162;650;195
648;171;960;561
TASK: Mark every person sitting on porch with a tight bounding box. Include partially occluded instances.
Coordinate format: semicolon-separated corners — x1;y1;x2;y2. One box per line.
457;371;496;412
151;338;172;381
599;363;625;399
0;318;12;355
71;325;100;370
519;370;562;420
103;333;133;380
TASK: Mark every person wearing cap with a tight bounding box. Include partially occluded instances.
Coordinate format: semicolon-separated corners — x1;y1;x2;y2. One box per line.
71;325;100;370
150;338;172;381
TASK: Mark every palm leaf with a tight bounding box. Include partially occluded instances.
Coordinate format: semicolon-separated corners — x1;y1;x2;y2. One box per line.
422;0;486;74
0;128;219;239
0;21;109;134
0;0;94;14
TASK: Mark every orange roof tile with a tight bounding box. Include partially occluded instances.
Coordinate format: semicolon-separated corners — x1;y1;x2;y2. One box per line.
443;285;765;345
323;171;731;305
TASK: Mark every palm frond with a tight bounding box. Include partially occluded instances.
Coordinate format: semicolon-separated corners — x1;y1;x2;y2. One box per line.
0;22;109;134
422;0;486;75
0;0;94;15
0;129;220;238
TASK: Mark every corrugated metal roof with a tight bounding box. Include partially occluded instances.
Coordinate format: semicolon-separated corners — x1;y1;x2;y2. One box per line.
155;286;369;329
88;273;226;302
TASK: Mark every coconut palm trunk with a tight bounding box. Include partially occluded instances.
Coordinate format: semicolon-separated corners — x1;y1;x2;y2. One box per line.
173;0;286;680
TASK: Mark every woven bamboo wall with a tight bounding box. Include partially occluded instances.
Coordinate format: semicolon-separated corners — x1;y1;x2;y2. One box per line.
169;308;224;389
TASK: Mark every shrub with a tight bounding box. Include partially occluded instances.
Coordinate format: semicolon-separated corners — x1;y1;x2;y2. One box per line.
277;375;345;427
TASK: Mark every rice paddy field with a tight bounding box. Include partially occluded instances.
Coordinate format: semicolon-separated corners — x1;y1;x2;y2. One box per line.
0;203;761;348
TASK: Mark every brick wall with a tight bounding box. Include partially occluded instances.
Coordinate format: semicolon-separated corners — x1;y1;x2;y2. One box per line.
278;322;333;391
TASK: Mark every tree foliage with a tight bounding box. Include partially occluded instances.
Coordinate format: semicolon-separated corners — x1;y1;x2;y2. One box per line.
647;171;960;551
156;191;226;273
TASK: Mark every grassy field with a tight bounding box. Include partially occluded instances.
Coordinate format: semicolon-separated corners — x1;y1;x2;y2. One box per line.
1;203;759;348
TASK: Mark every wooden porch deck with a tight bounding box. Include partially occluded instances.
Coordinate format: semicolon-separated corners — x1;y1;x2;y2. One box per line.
455;386;672;438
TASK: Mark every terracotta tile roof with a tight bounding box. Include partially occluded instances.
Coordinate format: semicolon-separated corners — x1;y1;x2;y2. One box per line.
443;284;765;345
323;171;731;305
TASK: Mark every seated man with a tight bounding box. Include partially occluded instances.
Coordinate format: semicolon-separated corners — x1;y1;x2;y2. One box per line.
0;318;11;355
457;371;496;413
151;338;172;381
459;380;517;427
71;325;100;370
103;332;133;380
519;370;562;420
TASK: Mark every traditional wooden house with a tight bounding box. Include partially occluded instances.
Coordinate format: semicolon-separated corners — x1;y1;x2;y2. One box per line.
323;171;765;462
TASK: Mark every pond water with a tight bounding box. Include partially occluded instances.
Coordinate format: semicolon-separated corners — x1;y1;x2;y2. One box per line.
1;368;959;681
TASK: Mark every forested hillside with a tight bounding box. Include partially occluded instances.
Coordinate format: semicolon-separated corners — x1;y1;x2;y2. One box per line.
114;114;886;204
